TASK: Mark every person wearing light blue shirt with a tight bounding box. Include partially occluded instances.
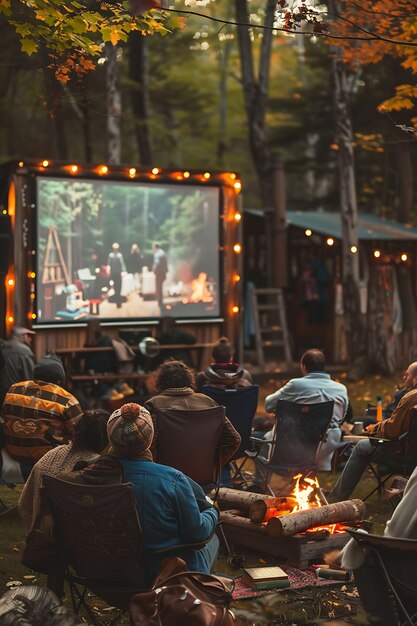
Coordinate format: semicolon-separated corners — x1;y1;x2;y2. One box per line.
262;349;349;471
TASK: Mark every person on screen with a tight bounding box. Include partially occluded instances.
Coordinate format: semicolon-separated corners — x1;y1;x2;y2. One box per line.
108;242;126;309
127;243;144;290
152;243;168;311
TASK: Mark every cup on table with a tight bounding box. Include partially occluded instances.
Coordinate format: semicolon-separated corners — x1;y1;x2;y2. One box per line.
352;421;365;435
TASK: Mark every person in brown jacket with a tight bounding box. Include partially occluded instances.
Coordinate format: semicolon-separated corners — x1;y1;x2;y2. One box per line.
145;360;241;467
330;361;417;500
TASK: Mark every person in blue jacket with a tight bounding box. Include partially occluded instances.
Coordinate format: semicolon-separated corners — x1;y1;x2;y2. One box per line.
63;402;219;579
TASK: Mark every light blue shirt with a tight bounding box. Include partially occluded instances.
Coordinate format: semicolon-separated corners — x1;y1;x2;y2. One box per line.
265;372;349;428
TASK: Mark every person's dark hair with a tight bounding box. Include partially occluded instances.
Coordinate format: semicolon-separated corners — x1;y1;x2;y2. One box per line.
85;319;103;346
72;409;110;453
154;360;195;392
301;349;326;373
212;337;233;363
158;316;176;336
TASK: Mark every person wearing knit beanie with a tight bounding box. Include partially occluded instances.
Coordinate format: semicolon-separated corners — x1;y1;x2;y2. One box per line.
107;403;154;458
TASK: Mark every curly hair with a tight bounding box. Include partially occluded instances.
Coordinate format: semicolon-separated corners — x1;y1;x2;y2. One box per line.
73;409;110;453
154;360;195;393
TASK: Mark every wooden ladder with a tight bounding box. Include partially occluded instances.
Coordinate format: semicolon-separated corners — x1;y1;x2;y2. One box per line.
251;288;292;369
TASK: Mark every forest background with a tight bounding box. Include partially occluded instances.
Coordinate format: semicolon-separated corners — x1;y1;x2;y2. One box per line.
1;0;416;221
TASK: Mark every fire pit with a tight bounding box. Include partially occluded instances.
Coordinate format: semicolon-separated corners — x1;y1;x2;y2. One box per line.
215;477;366;569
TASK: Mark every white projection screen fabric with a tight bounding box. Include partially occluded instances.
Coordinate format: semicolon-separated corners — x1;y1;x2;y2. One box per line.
36;177;221;323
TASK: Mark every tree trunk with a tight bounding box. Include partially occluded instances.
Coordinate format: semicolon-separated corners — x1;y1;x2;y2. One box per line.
210;487;271;512
396;142;413;223
41;51;68;160
266;499;366;538
249;497;299;523
234;0;276;208
219;511;267;533
106;43;121;165
128;32;153;166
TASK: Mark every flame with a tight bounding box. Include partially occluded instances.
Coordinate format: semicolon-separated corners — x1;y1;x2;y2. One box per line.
261;474;346;535
183;272;214;304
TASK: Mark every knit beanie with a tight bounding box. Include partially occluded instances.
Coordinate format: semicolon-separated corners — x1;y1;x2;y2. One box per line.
107;403;154;458
34;352;65;384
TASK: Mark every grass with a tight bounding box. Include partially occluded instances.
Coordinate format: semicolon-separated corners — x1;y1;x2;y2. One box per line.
0;372;403;623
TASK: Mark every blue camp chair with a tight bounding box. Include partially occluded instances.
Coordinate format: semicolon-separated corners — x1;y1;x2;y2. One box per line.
202;385;259;487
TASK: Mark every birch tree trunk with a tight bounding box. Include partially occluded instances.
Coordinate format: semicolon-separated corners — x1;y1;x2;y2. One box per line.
106;43;121;165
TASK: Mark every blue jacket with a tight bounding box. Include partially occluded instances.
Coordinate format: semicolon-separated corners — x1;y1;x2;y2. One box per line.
118;459;218;577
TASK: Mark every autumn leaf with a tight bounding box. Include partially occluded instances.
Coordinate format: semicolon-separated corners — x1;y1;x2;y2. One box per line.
20;38;38;55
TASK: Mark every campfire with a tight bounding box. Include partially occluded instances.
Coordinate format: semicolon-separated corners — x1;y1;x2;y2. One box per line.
182;272;215;304
215;483;366;568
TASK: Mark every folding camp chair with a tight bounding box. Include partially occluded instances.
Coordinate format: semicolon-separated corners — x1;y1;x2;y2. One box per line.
153;406;225;488
363;414;417;502
348;529;417;626
42;475;148;625
202;385;259;487
248;399;334;496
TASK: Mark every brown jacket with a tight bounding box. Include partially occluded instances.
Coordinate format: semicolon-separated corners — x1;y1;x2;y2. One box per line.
145;387;241;465
367;387;417;439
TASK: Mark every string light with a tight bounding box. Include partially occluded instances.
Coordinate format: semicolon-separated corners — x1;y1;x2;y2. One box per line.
305;229;312;237
232;306;239;314
29;271;36;279
30;293;35;300
234;212;242;222
233;243;242;254
41;160;49;168
7;316;14;324
234;274;241;282
233;181;242;192
128;167;136;178
230;173;237;180
70;165;79;174
183;171;190;179
350;245;358;254
98;165;109;175
326;237;334;246
401;253;408;262
18;161;24;167
152;167;160;175
374;250;381;258
30;313;37;320
203;172;211;180
7;278;14;286
2;209;7;215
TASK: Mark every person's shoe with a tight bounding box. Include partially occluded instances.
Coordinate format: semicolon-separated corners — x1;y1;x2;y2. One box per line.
109;389;124;401
121;383;135;396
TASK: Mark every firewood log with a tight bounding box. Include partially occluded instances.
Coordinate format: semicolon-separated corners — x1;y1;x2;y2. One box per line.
210;488;270;512
219;511;267;533
266;499;366;538
249;497;299;523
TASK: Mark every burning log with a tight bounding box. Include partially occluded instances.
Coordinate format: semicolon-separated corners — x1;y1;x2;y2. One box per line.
266;499;366;538
211;488;271;513
249;497;298;523
219;511;267;534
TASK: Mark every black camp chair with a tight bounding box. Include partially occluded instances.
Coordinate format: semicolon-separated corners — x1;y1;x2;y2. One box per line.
248;399;334;496
348;529;417;626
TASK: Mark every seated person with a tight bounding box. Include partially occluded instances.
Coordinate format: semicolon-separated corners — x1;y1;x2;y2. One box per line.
84;319;117;374
331;464;417;626
361;361;417;429
195;337;253;391
261;349;349;471
18;408;110;534
152;317;197;369
62;403;219;579
2;353;83;479
145;360;241;467
329;363;417;501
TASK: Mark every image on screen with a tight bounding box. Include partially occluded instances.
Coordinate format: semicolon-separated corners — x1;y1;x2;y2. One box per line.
36;177;221;323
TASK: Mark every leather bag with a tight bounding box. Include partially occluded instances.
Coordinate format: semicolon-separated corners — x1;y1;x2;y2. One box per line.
130;557;239;626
